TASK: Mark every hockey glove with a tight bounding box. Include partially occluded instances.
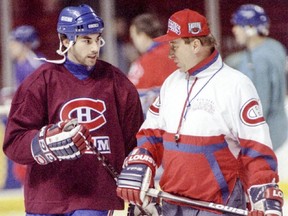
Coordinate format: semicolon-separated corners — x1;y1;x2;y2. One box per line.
116;147;157;208
31;119;92;165
248;183;283;216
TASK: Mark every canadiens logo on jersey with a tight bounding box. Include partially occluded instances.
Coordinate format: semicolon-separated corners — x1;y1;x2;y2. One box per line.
60;98;111;154
60;98;106;130
240;99;265;126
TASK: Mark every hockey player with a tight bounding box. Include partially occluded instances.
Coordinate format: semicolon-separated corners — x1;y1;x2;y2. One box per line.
9;25;44;87
230;4;288;151
116;9;284;216
128;13;177;116
3;4;143;216
7;25;45;186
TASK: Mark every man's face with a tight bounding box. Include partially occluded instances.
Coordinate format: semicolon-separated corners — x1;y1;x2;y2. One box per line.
67;33;103;67
9;40;26;60
232;25;248;46
129;25;146;54
169;38;197;72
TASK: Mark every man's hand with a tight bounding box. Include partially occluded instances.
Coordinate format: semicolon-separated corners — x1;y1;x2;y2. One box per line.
31;119;92;164
248;183;283;216
116;147;157;208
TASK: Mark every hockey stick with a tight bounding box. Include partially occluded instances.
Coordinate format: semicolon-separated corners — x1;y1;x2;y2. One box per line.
146;188;248;216
91;148;119;182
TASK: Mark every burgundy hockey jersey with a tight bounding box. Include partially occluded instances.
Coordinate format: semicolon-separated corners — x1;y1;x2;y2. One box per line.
3;60;144;213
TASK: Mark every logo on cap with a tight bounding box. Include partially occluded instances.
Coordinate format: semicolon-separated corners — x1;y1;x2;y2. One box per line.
168;19;181;35
188;22;202;35
153;9;210;42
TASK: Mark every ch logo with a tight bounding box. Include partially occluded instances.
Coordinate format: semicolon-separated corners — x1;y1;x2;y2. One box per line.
60;98;106;131
240;99;265;126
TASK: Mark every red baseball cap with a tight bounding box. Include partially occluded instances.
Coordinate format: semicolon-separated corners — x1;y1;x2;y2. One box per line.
154;9;210;42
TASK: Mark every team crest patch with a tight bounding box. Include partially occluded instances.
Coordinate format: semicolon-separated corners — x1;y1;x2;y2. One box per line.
60;98;107;131
191;98;215;114
148;96;160;116
188;22;202;34
240;99;265;126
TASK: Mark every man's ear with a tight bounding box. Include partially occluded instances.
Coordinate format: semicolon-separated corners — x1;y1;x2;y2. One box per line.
192;39;201;52
62;38;70;48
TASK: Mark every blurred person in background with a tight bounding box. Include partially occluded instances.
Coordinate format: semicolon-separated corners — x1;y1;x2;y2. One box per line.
230;4;288;151
114;16;139;74
128;13;177;116
9;25;44;87
3;25;44;186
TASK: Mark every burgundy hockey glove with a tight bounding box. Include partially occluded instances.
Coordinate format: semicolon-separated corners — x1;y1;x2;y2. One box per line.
31;119;92;165
248;183;283;216
116;147;157;208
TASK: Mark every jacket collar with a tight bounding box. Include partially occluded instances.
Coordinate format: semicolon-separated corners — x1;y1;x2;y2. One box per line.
187;49;220;77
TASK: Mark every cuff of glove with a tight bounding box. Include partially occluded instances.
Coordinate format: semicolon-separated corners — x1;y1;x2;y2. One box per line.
31;126;57;165
124;147;157;173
